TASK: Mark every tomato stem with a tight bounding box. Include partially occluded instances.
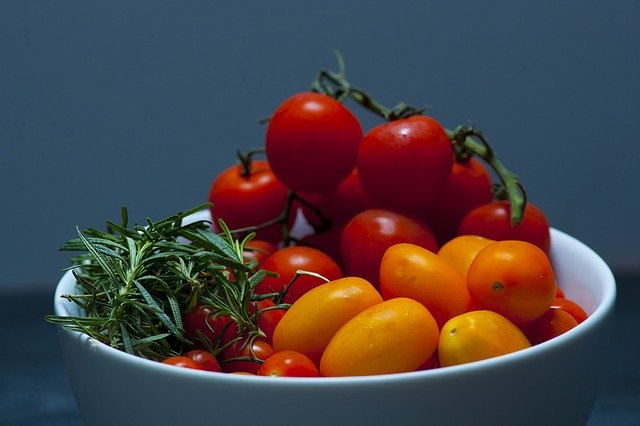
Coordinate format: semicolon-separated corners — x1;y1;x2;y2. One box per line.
236;148;266;177
310;51;424;121
447;126;527;225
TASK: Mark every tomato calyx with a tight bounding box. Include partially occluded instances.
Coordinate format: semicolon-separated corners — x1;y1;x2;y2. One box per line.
235;147;265;177
448;126;527;226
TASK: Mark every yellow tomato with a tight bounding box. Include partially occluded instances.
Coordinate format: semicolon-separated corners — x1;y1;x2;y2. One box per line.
438;310;531;367
380;243;470;328
437;234;495;277
272;276;382;365
320;298;439;376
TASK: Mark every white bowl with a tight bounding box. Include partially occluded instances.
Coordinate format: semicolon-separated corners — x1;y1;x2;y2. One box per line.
54;227;616;426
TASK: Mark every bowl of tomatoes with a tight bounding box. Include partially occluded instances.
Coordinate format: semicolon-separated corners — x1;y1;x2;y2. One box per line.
51;63;615;425
53;209;615;426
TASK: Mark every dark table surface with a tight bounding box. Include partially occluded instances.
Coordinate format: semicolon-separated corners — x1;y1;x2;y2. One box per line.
2;273;639;425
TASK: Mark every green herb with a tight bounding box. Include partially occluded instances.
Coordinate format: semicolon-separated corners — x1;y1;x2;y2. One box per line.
46;203;270;361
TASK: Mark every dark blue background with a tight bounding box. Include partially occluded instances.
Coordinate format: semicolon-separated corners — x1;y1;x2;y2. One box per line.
1;1;639;291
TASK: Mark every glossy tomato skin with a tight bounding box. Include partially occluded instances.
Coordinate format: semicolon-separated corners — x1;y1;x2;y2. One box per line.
252;298;287;344
208;160;288;244
161;356;203;370
182;303;238;351
357;115;453;215
182;350;222;373
426;157;493;245
467;240;557;324
220;339;275;375
380;243;471;328
319;298;439;377
257;351;320;377
457;200;551;254
340;209;438;289
266;92;363;194
438;310;531;367
272;277;382;365
253;246;343;304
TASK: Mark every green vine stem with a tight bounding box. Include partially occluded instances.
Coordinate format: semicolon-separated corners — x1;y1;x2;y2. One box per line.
447;126;526;225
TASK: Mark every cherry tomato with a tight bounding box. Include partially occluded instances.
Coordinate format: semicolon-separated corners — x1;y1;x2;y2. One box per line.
438;310;531;367
521;308;579;345
161;356;203;370
182;303;238;350
182;350;221;373
253;246;343;304
340;209;438;289
208;160;289;244
437;235;495;277
426;157;493;245
299;225;346;269
257;351;320;377
272;277;382;365
265;92;363;194
357;115;453;215
220;339;275;375
550;297;588;324
252;298;287;343
457;200;551;254
243;239;277;270
467;240;557;324
297;168;377;228
320;298;439;376
380;243;470;328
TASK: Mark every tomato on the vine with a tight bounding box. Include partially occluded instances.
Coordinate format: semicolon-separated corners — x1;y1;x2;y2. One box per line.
252;298;287;343
253;246;343;304
182;303;238;351
457;200;551;254
208;159;289;244
257;351;320;377
340;209;438;289
426;157;493;245
357;115;454;215
265;92;363;194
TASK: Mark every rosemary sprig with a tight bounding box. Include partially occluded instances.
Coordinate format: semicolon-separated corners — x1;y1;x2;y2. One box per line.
46;203;266;361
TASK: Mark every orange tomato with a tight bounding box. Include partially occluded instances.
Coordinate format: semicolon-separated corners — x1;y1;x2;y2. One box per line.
551;297;588;324
437;235;495;277
272;277;382;365
438;310;531;367
521;308;579;345
380;243;471;328
467;240;557;324
320;298;439;376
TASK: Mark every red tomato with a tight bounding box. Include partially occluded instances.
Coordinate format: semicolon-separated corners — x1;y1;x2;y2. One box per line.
265;92;363;194
297;168;377;228
182;350;221;373
550;297;588;324
457;200;551;254
299;225;346;269
220;339;275;375
257;351;320;377
243;240;278;270
161;356;203;370
253;246;343;304
208;159;289;244
357;115;453;215
426;157;493;245
252;298;287;343
182;303;238;351
340;209;438;289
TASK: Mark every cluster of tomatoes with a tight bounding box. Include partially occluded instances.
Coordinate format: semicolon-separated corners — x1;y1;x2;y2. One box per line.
161;89;587;377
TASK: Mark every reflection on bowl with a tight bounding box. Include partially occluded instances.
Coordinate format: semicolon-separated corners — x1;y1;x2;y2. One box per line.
53;227;615;426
